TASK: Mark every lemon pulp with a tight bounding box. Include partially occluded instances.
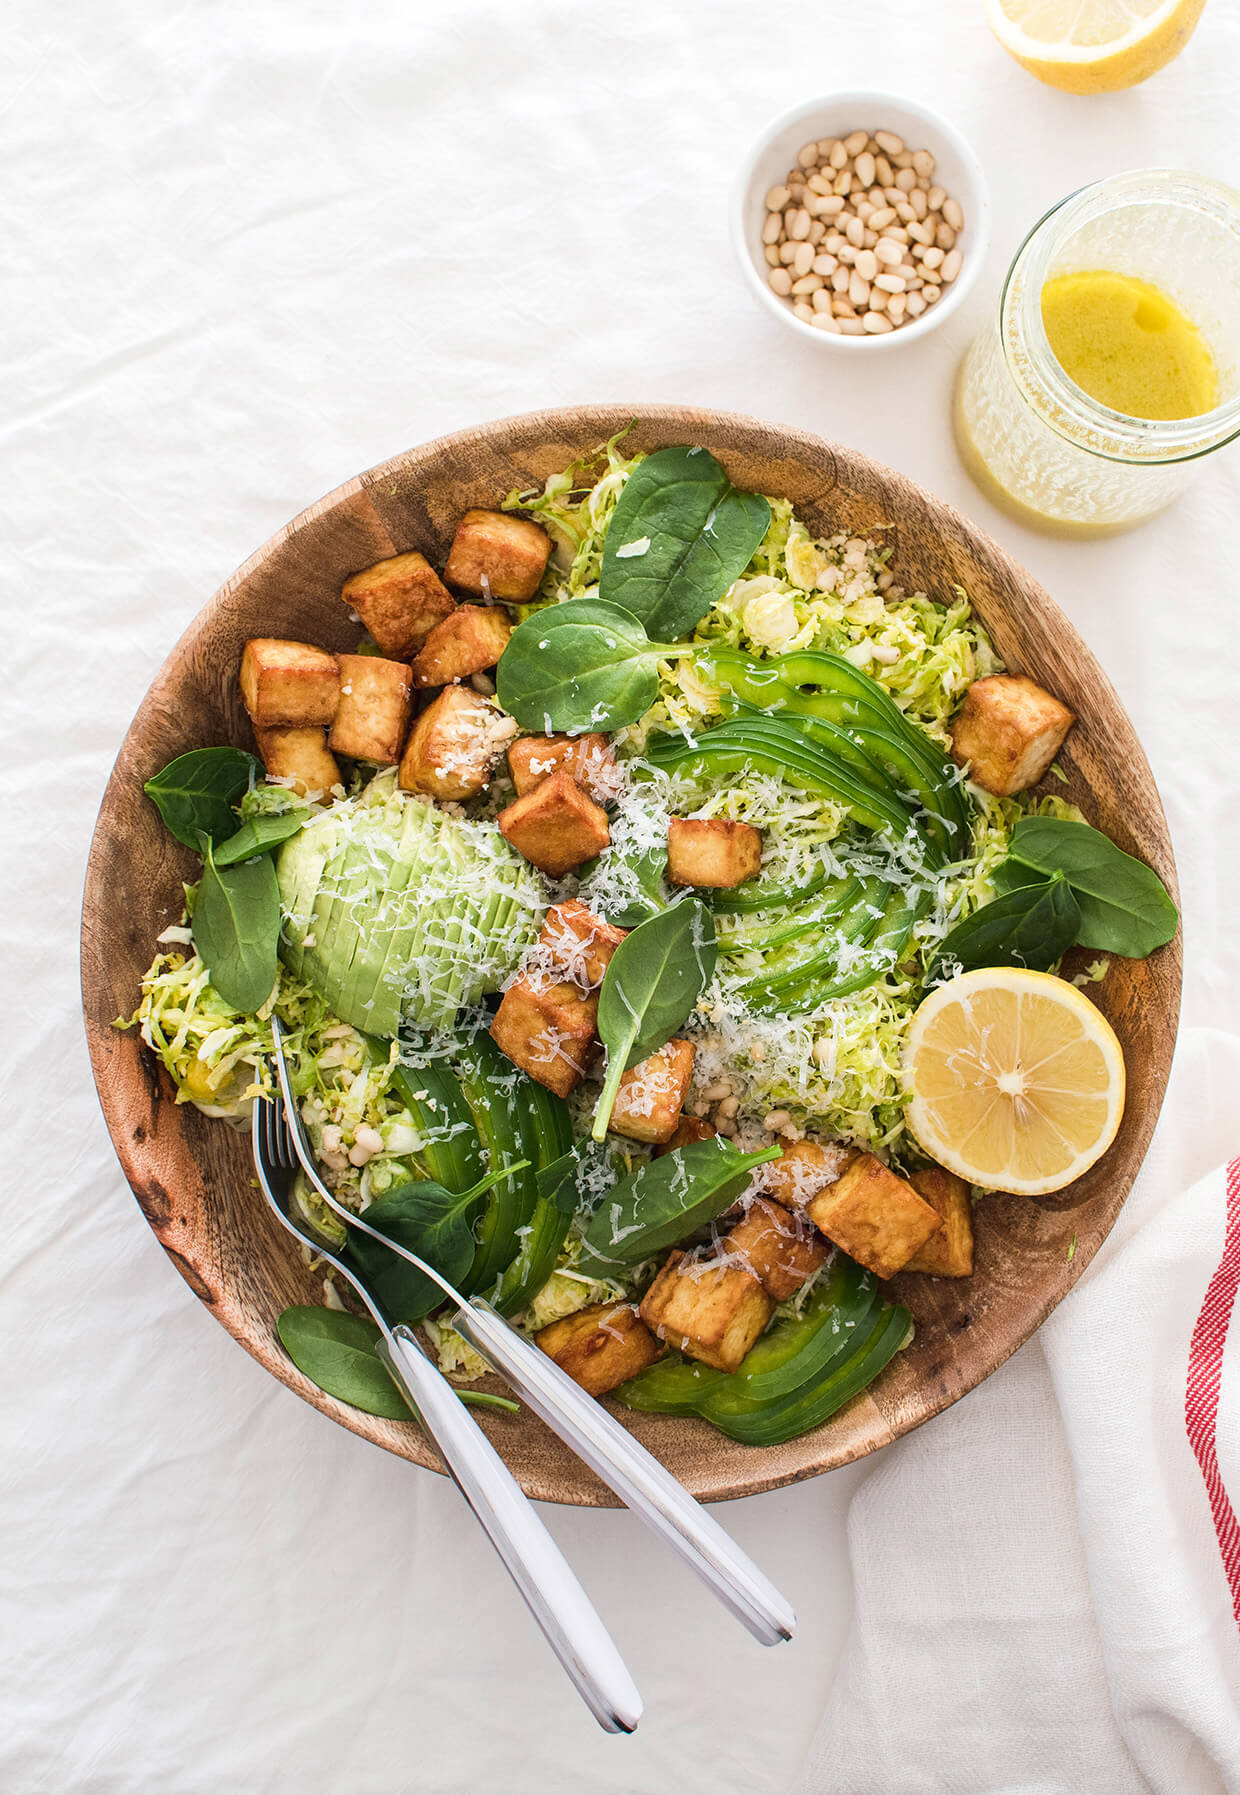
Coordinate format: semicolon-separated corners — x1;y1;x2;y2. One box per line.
1041;271;1218;420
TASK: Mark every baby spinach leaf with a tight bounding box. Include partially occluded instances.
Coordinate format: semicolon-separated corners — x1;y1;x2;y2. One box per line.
591;899;717;1142
276;1307;518;1418
989;858;1047;898
927;873;1081;984
1007;816;1178;957
495;599;690;732
346;1160;530;1324
192;838;281;1013
144;746;261;850
581;838;668;926
577;1138;783;1275
599;446;772;641
536;1140;614;1217
211;805;311;866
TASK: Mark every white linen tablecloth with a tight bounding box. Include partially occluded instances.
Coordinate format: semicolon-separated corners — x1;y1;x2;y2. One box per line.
4;2;1238;1789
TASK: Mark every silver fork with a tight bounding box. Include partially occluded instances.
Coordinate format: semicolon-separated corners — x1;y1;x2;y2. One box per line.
270;1017;796;1649
252;1094;643;1734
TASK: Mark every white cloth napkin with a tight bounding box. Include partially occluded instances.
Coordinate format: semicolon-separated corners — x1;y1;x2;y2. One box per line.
791;1027;1240;1795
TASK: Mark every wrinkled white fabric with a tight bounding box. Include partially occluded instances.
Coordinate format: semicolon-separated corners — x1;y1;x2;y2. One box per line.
3;1;1238;1791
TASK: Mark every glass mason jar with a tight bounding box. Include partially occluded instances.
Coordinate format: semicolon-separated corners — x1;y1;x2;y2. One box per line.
954;170;1240;537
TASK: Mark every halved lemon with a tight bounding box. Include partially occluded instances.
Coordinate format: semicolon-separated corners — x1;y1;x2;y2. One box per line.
903;968;1125;1195
987;0;1207;94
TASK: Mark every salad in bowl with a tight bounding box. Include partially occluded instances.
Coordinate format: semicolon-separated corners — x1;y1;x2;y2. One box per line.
123;431;1177;1448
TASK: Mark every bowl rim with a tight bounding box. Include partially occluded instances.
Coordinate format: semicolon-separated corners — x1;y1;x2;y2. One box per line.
732;89;992;350
81;400;1180;1505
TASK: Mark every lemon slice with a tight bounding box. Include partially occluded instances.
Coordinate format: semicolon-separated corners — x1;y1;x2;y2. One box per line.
903;968;1126;1195
987;0;1207;93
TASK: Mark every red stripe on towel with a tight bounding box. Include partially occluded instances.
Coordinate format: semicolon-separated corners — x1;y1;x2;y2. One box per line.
1185;1157;1240;1629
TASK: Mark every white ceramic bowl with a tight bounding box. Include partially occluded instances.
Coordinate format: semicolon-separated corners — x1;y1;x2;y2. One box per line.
734;91;990;351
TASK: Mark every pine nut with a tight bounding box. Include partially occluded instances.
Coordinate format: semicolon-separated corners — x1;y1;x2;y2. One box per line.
893;149;915;167
855;201;873;223
769;267;792;296
779;240;798;264
886;292;907;322
763;244;779;266
837;317;866;335
789;208;811;240
829;139;848;169
895;167;917;192
812;287;833;311
868;286;887;311
811;312;841;332
874;237;903;266
868;206;896;231
941;247;962;282
831;265;850;292
798;141;820;168
806;172;831;196
792;240;814;276
793;301;814;321
843;129;868;155
906;291;927;317
928;185;946;213
912;149;935;178
924;284;941;302
765;185;791;211
852;248;876;282
863;311;894;333
763;1109;792;1131
834;171;852;196
832;295;856;317
812;252;838;275
874;129;903;155
910;188;928;219
825;231;845;253
761;212;782;245
837;245;856;265
849;271;870;307
922;245;944;270
887;226;910;243
943;196;964;231
896;200;916;223
809;221;825;243
936;223;955;250
792;273;823;294
845;214;865;247
896;261;919;280
874;155;894;187
855;150;875;186
874;271;905;292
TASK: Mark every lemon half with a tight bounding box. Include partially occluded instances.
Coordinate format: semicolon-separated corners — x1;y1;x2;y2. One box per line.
903;967;1126;1195
987;0;1207;94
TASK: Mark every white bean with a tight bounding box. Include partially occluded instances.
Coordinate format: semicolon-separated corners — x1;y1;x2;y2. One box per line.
768;266;792;296
765;185;791;211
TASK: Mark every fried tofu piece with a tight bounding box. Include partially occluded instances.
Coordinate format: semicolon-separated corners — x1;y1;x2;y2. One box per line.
497;769;610;876
327;653;413;764
654;1115;718;1157
253;726;341;800
609;1039;696;1145
903;1168;974;1278
535;1302;665;1397
950;674;1075;797
398;686;516;801
240;639;339;730
640;1250;774;1373
538;900;627;991
724;1196;829;1302
410;605;512;689
489;975;597;1097
341;552;455;659
806;1152;942;1280
759;1138;851;1211
507;733;618;801
443;508;551;603
667;818;763;889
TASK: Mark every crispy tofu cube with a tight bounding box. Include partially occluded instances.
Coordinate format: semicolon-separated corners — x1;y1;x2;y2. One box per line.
507;733;619;801
253;726;341;800
327;653;413;764
950;674;1075;797
537;900;627;991
609;1039;696;1145
806;1152;941;1280
653;1115;718;1157
535;1302;664;1397
489;975;597;1097
724;1196;828;1302
903;1168;974;1278
667;818;763;889
640;1250;773;1373
759;1139;851;1211
240;639;339;730
497;770;610;876
443;508;551;603
398;687;516;801
341;552;455;659
410;605;512;689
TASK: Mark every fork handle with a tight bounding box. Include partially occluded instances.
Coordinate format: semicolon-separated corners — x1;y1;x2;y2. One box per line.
380;1326;641;1735
450;1300;796;1647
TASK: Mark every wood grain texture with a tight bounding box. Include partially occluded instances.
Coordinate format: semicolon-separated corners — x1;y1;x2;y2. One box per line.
81;404;1181;1505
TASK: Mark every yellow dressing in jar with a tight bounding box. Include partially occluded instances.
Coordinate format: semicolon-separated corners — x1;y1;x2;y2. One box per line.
1040;271;1218;420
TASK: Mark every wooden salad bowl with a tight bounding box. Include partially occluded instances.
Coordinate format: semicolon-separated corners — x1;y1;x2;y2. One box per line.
81;404;1181;1505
